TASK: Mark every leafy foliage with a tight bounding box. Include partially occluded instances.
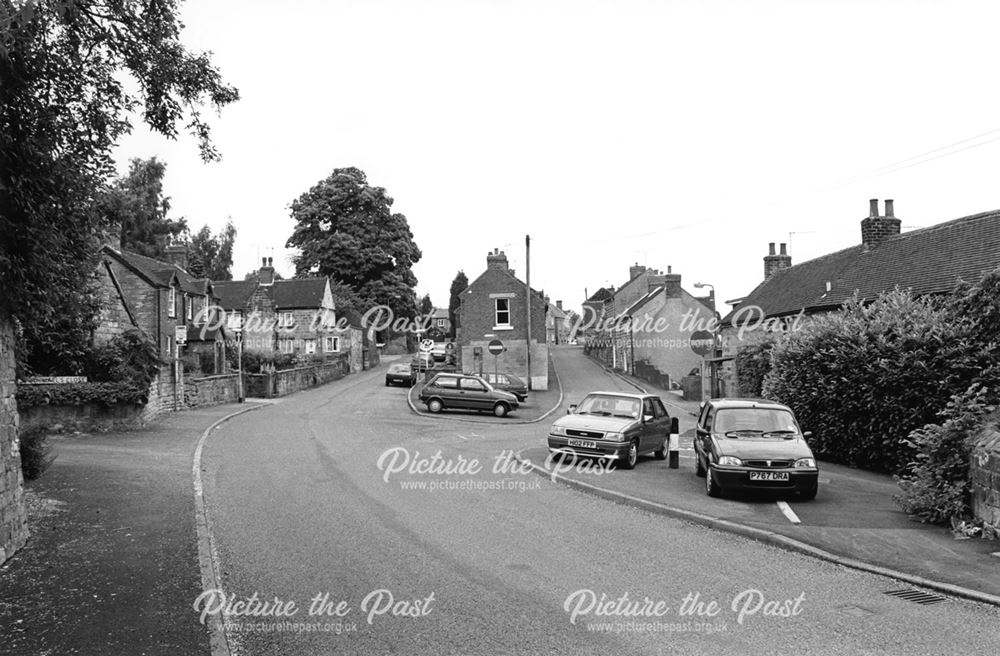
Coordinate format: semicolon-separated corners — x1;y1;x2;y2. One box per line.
285;168;422;322
448;270;468;338
86;329;161;387
16;380;150;408
0;0;237;372
97;157;187;258
734;336;777;398
18;425;55;480
895;386;996;524
762;289;989;474
419;294;434;316
187;219;237;280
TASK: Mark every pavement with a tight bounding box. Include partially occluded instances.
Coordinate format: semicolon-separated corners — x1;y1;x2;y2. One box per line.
0;402;262;656
518;356;1000;605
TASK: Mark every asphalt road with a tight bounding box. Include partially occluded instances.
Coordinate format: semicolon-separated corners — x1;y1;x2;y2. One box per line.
202;348;1000;655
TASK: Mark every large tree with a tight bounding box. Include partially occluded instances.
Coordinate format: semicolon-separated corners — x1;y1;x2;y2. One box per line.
447;270;468;338
0;0;238;374
187;219;236;280
98;156;187;258
286;167;422;321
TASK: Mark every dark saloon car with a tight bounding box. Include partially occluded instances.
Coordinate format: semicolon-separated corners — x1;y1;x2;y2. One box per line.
694;399;818;500
418;373;519;417
481;372;528;401
546;392;672;470
385;363;417;387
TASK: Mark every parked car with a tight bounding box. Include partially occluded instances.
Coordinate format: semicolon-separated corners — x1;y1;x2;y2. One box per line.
481;372;528;401
418;373;519;417
693;398;818;500
546;391;672;470
385;363;416;387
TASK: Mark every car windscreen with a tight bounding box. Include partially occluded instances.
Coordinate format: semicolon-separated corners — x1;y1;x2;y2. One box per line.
576;395;640;419
713;408;798;436
389;365;410;373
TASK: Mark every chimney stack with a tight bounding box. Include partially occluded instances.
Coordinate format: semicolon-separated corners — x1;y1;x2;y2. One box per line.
556;300;563;311
629;263;647;280
486;248;509;271
861;198;901;250
164;239;188;272
259;256;275;286
764;242;792;279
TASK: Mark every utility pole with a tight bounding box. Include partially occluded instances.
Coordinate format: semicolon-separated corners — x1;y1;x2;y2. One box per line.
525;234;532;391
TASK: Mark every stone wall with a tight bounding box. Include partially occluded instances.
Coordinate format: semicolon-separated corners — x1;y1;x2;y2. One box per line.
244;357;349;399
18;399;148;433
1;316;28;565
183;373;240;408
971;422;1000;526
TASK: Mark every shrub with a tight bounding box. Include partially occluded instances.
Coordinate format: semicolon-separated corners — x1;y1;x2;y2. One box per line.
19;425;56;480
17;380;150;407
86;329;161;387
762;289;987;474
895;385;996;524
734;336;777;397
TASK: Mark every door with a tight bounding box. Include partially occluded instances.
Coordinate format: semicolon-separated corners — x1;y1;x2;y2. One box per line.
651;398;670;451
458;377;491;410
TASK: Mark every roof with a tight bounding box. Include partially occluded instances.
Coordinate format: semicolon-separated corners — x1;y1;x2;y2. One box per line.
272;278;329;309
724;209;1000;324
432;307;450;319
103;247;207;295
211;280;257;310
587;390;657;400
707;398;790;410
548;303;567;319
586;287;614;303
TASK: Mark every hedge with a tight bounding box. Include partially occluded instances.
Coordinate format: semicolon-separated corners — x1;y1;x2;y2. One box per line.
17;380;148;408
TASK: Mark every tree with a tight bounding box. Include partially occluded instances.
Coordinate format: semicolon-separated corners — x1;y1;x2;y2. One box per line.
0;0;238;374
187;220;236;280
285;168;422;322
98;156;187;258
447;270;468;339
419;294;434;316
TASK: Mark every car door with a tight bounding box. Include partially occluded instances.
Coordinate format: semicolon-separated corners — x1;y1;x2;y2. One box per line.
458;376;491;410
651;398;670;450
695;404;713;463
639;398;657;451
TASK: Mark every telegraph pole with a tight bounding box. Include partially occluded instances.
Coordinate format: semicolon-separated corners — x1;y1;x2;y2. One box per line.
525;234;532;391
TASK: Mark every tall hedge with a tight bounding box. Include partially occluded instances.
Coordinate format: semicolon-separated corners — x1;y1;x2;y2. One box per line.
734;336;777;398
761;289;988;474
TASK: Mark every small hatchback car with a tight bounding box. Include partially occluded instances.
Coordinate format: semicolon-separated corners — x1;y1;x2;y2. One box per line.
481;372;528;402
547;392;672;469
418;373;519;417
385;363;416;387
694;398;819;500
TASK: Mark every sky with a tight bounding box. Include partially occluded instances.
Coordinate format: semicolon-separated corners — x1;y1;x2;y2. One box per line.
114;0;1000;315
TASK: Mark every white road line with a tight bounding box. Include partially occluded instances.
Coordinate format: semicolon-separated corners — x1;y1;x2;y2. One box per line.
454;433;469;440
776;501;801;524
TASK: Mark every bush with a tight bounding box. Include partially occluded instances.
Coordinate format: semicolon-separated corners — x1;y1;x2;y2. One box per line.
734;336;777;397
19;425;56;480
895;385;995;524
86;329;161;387
762;289;987;474
17;380;150;407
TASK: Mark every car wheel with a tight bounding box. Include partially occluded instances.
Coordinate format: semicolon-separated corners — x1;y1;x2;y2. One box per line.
799;485;818;501
618;441;638;470
385;380;391;387
705;465;722;498
428;399;443;413
654;438;668;460
493;402;509;418
695;452;706;477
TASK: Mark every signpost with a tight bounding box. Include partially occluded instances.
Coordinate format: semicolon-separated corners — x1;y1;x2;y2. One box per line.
232;314;244;403
487;339;505;383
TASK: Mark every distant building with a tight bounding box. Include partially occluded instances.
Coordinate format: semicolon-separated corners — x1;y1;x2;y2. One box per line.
455;249;549;390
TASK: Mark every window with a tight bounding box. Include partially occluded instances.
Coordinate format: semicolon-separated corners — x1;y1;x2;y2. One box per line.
460;378;487;391
437;318;446;328
652;398;667;418
279;312;295;328
434;376;460;389
186;295;193;321
495;298;510;326
228;311;243;331
304;339;316;354
168;287;176;318
324;336;340;352
278;339;295;354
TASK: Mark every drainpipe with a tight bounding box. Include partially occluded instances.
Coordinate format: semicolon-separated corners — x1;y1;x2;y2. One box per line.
629;315;635;376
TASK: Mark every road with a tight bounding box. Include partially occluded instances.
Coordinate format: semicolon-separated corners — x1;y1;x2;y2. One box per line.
201;347;1000;655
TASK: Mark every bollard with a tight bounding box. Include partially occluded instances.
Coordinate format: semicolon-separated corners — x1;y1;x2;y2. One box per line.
668;416;680;469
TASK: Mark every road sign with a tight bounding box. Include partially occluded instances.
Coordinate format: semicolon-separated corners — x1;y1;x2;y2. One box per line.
690;330;714;356
445;342;455;352
487;339;505;355
419;339;434;352
175;325;187;345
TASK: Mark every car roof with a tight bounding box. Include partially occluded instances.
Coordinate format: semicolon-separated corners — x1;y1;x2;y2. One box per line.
584;390;656;401
707;398;791;411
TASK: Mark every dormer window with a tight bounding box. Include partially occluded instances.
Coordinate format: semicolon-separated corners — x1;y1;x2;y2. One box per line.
168;286;176;318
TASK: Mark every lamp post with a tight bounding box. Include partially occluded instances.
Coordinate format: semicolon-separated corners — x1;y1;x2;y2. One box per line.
233;312;244;403
694;282;722;398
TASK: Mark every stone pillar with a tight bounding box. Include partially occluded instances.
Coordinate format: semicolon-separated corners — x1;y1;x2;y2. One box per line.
1;315;29;564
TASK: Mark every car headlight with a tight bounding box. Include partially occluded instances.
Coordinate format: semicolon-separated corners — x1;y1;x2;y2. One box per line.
604;432;625;442
551;425;567;436
717;455;742;466
794;457;816;468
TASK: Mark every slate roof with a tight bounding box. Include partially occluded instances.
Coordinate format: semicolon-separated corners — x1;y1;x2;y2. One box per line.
586;287;614;303
103;247;208;295
211;280;257;310
272;278;329;309
723;209;1000;324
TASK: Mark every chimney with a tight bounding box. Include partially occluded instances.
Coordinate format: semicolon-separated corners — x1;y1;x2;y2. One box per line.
629;263;647;280
486;248;509;271
661;271;682;298
259;256;275;286
556;300;563;311
164;240;188;272
860;198;901;251
764;242;792;279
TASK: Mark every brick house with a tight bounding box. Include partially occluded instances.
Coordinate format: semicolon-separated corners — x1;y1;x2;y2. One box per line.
212;258;368;372
455;249;549;390
95;244;228;411
721;199;1000;393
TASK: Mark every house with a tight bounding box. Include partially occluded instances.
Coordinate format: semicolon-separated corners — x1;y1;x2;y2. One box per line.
95;243;228;411
721;199;1000;391
212;258;368;372
431;307;451;337
545;300;573;344
455;249;549;390
586;264;714;389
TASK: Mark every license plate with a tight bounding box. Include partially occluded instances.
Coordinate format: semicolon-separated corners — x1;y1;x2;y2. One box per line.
749;471;789;481
567;439;597;449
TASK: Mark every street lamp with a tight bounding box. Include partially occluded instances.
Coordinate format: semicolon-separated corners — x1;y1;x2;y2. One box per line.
694;282;722;398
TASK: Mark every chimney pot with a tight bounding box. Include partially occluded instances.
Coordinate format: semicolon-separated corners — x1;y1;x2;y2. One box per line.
885;199;894;217
869;198;879;217
768;242;776;255
263;257;267;266
667;265;672;274
779;243;787;255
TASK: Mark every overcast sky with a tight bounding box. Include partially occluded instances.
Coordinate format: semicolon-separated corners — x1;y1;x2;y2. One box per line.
114;0;1000;314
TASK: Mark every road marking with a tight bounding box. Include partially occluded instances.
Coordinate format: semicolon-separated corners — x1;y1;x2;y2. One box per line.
454;433;469;440
776;501;801;524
